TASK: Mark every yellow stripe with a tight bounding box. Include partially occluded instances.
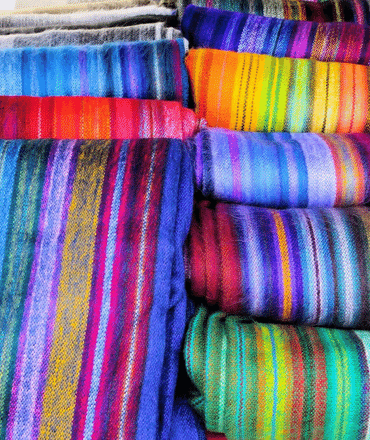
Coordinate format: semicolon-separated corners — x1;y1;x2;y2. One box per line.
325;62;341;133
39;141;110;440
250;54;266;132
310;61;328;132
272;212;292;320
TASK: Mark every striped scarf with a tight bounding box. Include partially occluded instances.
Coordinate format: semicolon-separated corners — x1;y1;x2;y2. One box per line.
0;97;198;140
185;307;370;440
187;202;370;327
0;138;193;440
0;39;189;105
186;49;370;132
189;129;370;207
182;5;370;65
0;23;182;48
178;0;370;24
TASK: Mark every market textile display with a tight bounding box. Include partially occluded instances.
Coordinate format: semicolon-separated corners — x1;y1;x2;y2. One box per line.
0;39;189;104
0;138;193;440
0;23;181;48
186;49;370;132
182;5;370;65
185;307;370;440
189;129;370;208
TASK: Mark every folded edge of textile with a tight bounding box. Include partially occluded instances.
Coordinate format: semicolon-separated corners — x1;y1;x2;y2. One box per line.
187;201;370;328
187;129;370;208
185;307;370;440
182;5;370;65
0;97;199;140
186;48;370;133
0;138;193;439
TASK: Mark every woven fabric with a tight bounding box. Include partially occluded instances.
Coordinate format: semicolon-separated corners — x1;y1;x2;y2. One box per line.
0;40;189;105
185;307;370;440
0;138;193;440
182;5;370;65
14;0;152;12
178;0;370;24
186;49;370;132
187;202;370;327
0;23;181;48
0;97;198;140
189;129;370;207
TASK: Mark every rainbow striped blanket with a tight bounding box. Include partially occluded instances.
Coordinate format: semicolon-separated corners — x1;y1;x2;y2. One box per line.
186;49;370;132
182;5;370;65
0;138;193;439
187;202;370;328
186;307;370;440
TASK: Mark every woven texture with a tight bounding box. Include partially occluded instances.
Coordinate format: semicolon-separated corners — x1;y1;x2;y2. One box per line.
189;129;370;207
0;97;198;140
182;5;370;65
0;23;181;48
178;0;370;24
187;201;370;327
185;307;370;440
0;40;189;105
0;138;193;440
186;49;370;132
14;0;152;12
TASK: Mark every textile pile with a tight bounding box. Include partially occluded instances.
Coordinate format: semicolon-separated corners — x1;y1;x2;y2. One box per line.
0;0;369;439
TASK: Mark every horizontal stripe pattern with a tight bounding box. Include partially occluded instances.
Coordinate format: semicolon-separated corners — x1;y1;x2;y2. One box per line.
186;49;370;133
0;39;189;105
0;96;198;140
185;307;370;440
187;202;370;328
182;5;370;65
180;0;370;24
0;139;193;439
189;129;370;207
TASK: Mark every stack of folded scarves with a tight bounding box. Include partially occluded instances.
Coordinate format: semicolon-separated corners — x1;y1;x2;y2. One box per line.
182;3;370;440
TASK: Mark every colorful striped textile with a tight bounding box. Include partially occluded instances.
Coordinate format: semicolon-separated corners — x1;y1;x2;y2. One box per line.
182;5;370;65
187;202;370;327
189;129;370;208
0;97;198;140
186;49;370;132
178;0;370;24
0;23;182;48
0;138;193;440
0;39;189;106
186;307;370;440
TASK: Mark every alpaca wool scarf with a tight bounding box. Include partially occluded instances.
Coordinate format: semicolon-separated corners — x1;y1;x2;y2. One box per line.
0;23;181;48
0;40;189;105
189;129;370;208
0;138;193;440
182;5;370;65
186;307;370;440
178;0;370;24
186;49;370;132
187;202;370;328
0;97;198;140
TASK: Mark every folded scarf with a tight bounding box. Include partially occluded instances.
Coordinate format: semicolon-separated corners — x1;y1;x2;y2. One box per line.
0;40;189;105
185;307;370;440
189;129;370;207
182;5;370;65
0;97;198;139
0;6;175;30
0;23;181;47
187;202;370;328
186;49;369;132
170;399;207;440
178;0;370;24
0;138;193;440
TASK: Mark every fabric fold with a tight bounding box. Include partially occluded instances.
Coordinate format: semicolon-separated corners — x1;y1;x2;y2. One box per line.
182;5;370;65
186;49;370;132
0;138;193;439
185;307;370;440
188;129;370;208
0;96;198;140
187;201;370;328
